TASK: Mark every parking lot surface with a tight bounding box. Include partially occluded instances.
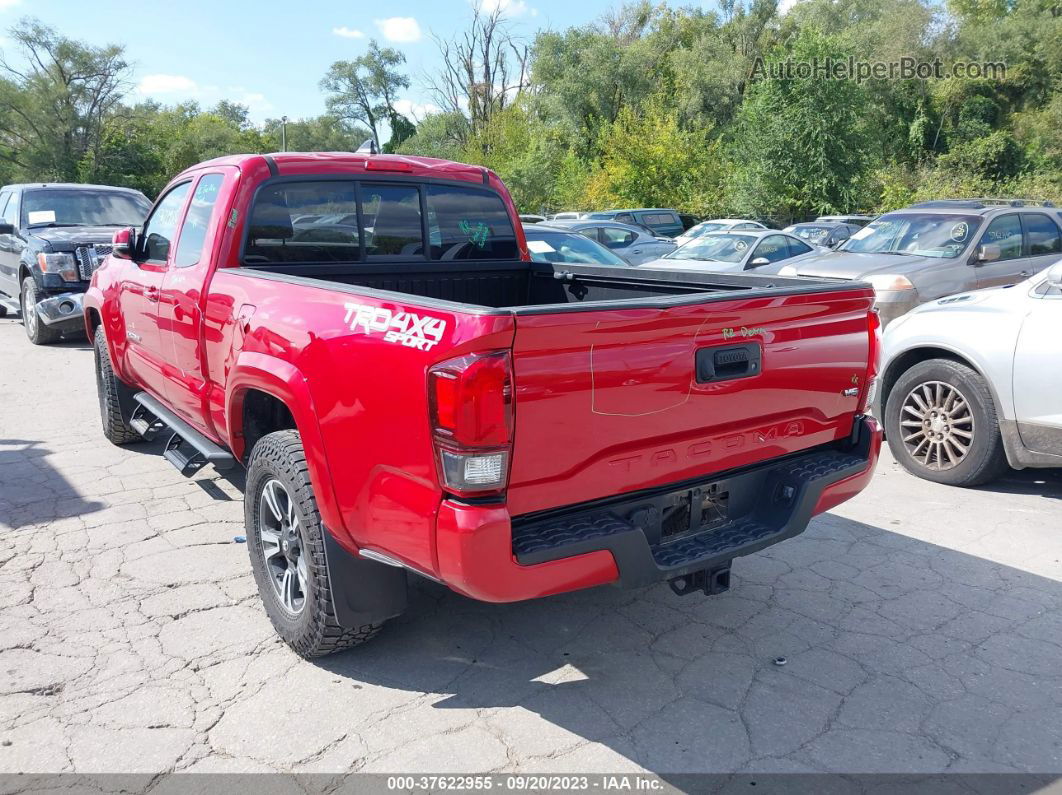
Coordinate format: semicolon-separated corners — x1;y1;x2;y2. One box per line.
1;317;1062;775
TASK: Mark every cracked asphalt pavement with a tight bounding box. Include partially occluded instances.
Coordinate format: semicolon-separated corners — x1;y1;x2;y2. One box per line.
2;317;1062;776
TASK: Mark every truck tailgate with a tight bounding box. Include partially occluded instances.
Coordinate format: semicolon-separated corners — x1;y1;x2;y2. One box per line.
506;288;875;516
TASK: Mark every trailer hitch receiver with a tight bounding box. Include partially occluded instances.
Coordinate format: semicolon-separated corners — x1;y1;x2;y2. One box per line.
668;564;731;597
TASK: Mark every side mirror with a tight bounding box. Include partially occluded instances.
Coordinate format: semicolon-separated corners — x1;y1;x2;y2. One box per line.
750;257;770;267
976;243;1001;263
1046;260;1062;288
112;227;137;260
0;222;13;236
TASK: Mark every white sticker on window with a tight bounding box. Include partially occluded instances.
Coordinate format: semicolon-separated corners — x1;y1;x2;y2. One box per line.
850;225;875;240
28;210;55;224
527;240;555;254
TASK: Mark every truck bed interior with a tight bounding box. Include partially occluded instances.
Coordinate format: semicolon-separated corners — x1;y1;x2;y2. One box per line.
238;261;844;312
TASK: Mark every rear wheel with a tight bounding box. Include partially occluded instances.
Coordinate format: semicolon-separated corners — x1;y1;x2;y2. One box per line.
21;277;60;345
246;430;382;658
94;325;142;445
884;358;1008;486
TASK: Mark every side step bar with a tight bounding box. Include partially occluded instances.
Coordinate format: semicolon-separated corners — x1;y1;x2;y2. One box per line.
132;392;236;476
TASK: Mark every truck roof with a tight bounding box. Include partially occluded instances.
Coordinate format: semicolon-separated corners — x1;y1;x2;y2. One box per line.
4;182;146;194
179;151;495;185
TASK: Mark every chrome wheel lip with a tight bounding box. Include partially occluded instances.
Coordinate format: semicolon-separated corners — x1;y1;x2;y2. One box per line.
258;478;308;615
22;282;38;337
899;379;974;472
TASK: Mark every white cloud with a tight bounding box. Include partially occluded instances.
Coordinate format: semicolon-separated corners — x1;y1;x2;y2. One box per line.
374;17;422;43
237;91;274;114
332;26;365;39
136;77;274;120
477;0;535;16
136;74;198;95
778;0;800;13
393;99;441;121
0;0;21;10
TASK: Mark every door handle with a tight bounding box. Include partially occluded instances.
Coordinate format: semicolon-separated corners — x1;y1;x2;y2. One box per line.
145;286;159;303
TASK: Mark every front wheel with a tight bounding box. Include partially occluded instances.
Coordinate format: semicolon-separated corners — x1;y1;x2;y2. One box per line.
245;430;383;658
21;277;60;345
884;358;1008;487
93;325;142;445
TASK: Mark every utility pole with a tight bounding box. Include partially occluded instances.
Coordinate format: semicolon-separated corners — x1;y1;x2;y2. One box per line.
281;116;288;152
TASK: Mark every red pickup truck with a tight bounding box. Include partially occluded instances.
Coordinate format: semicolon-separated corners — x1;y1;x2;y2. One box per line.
85;152;882;658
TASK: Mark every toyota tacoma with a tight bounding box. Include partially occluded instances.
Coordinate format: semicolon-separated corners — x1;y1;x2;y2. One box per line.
84;152;882;657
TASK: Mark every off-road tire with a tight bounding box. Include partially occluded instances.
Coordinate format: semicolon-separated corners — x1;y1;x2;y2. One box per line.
884;358;1009;487
246;430;381;657
21;276;60;345
94;325;142;445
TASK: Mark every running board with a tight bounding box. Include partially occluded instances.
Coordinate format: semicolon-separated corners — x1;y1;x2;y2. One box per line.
132;392;236;475
129;402;166;441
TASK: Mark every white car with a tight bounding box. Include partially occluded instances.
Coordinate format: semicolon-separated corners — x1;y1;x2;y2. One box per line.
875;261;1062;486
675;218;766;247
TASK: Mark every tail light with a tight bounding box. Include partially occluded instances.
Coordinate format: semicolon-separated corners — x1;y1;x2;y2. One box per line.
428;351;514;496
858;309;882;414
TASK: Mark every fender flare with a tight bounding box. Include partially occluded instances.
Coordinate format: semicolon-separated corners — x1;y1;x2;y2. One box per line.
226;352;350;545
226;353;407;628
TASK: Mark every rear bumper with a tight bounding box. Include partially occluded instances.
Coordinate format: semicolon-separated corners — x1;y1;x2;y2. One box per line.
435;415;881;602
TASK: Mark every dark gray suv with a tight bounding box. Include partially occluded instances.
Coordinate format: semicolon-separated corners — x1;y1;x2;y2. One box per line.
772;199;1062;325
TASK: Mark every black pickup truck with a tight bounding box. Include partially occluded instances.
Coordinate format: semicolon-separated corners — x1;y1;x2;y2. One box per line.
0;183;151;344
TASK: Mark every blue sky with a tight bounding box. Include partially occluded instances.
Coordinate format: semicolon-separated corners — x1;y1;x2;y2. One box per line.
3;0;625;125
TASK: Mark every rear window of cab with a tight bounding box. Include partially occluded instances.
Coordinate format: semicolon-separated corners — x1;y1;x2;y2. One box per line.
242;180;519;264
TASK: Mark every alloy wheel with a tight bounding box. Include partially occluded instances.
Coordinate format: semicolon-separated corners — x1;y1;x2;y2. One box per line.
899;380;974;471
22;281;38;338
258;479;308;614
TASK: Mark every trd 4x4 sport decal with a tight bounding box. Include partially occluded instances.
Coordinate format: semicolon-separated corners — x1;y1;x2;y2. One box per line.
343;303;447;351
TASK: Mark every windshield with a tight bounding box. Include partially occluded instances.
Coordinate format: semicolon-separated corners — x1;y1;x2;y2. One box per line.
525;230;627;266
22;189;150;228
683;222;724;239
667;233;757;262
840;213;980;259
789;225;832;242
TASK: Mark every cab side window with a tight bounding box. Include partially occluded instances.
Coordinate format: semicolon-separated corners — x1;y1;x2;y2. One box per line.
753;234;791;264
979;214;1022;261
174;175;224;267
1022;213;1061;256
141;182;191;263
601;226;636;249
787;237;814;256
1;192;17;227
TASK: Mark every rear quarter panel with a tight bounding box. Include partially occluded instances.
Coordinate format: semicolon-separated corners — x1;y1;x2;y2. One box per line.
203;270;515;575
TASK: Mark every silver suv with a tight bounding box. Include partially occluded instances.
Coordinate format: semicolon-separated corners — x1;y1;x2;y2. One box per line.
773;199;1062;325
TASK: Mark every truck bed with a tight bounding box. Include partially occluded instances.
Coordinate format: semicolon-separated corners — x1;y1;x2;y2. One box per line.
238;260;854;312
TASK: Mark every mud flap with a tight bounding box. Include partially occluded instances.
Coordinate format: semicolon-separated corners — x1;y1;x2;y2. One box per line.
322;528;408;628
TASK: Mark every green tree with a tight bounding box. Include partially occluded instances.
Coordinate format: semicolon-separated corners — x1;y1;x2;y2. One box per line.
726;30;874;221
0;18;129;180
320;40;409;147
